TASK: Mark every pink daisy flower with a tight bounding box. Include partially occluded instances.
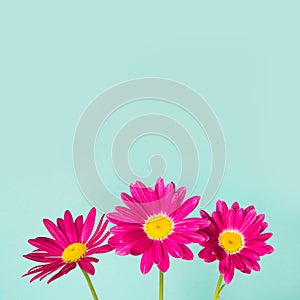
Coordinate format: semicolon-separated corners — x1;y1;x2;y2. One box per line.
107;177;210;274
23;208;114;283
197;200;274;284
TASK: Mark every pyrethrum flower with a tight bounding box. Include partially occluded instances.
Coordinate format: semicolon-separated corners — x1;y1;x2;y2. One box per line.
107;178;210;274
197;200;274;284
23;208;114;283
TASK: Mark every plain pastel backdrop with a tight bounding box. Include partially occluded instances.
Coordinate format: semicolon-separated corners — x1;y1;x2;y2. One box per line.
0;1;299;299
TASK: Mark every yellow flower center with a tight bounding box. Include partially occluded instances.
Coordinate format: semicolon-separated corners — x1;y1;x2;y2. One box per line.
219;230;244;254
144;215;173;240
62;242;87;262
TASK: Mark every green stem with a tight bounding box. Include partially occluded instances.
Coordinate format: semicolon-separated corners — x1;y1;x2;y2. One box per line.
213;274;224;300
159;270;164;300
81;269;99;300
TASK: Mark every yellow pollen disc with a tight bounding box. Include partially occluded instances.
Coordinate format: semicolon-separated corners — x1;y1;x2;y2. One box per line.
219;230;244;254
144;215;173;240
62;242;87;262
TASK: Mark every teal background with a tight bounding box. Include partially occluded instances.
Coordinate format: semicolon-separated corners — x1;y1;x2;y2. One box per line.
0;1;299;299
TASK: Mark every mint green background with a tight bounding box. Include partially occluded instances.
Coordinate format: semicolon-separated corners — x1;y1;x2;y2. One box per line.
1;1;299;299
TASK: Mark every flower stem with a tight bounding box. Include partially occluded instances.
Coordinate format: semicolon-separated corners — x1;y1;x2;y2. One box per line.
159;270;164;300
81;269;99;300
213;274;224;300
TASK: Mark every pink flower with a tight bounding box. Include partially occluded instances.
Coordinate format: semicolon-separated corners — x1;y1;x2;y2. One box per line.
197;200;274;284
23;208;114;283
107;178;210;274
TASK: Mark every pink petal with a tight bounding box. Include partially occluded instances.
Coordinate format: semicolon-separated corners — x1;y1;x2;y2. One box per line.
56;218;67;237
155;177;166;198
82;257;99;263
86;216;107;247
198;247;216;263
75;215;84;242
158;247;170;272
219;255;230;274
231;202;240;211
130;238;154;256
163;239;183;258
43;219;69;247
164;182;175;196
188;233;209;243
86;244;114;255
216;200;228;218
226;208;235;229
130;181;150;203
224;265;234;284
140;248;154;274
234;208;245;229
78;259;95;275
23;252;61;263
63;210;77;244
256;232;273;241
110;224;143;234
115;242;135;256
81;208;96;243
88;231;110;248
170;196;200;222
47;262;76;284
152;240;164;264
179;244;194;260
28;237;63;255
167;233;191;244
23;261;64;280
239;248;260;261
240;210;257;233
121;192;136;203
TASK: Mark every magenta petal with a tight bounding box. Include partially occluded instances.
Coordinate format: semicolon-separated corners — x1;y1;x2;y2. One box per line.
216;200;228;217
219;255;230;274
47;262;76;284
43;219;69;247
231;202;240;212
164;182;175;196
87;217;109;247
86;244;114;255
224;265;234;284
83;257;99;263
188;233;209;243
158;247;170;272
167;233;191;244
57;218;67;237
121;192;136;203
140;248;154;274
130;238;154;256
23;252;61;263
130;181;149;203
256;232;273;241
78;259;95;275
81;208;96;243
180;244;194;260
170;196;200;222
163;239;183;258
155;177;166;198
28;237;63;255
152;240;163;264
63;210;77;244
234;208;245;228
198;247;216;262
239;248;260;261
240;210;257;233
75;215;84;242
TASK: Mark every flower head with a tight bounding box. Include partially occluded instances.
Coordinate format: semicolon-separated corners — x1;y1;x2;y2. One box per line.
107;177;210;274
197;200;274;284
23;208;114;283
